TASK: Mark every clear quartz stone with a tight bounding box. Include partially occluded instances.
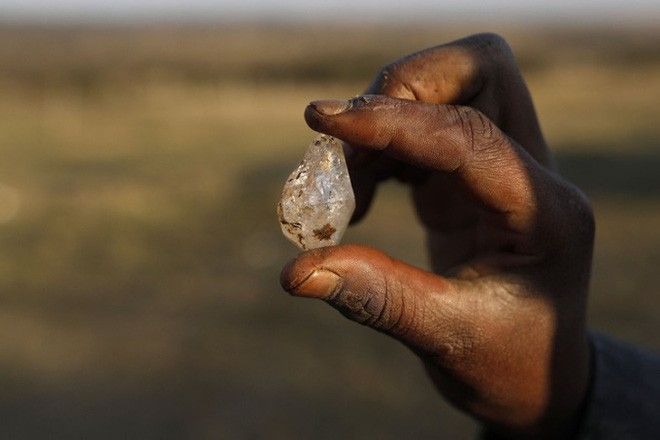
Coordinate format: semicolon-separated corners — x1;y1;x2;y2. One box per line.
277;134;356;250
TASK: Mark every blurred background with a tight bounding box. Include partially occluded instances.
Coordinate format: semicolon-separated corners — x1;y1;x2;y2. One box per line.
0;1;659;438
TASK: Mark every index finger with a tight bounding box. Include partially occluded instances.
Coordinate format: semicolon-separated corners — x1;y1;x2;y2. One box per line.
306;95;556;246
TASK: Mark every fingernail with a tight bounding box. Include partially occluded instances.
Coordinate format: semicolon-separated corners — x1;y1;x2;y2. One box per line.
290;269;342;299
309;99;350;116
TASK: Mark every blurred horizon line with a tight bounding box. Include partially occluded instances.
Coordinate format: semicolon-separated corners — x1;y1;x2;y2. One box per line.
1;4;660;28
1;15;660;30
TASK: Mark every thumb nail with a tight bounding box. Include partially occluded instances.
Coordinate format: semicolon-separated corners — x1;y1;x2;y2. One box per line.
309;99;351;116
289;269;342;299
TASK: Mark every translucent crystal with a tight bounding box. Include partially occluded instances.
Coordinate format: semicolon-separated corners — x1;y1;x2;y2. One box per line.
277;134;355;250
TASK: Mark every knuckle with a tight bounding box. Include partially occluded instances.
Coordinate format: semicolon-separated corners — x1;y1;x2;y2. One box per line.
539;178;595;255
329;276;386;325
450;105;507;158
370;62;416;99
462;33;519;83
328;272;409;336
561;184;595;245
368;64;394;92
474;32;511;51
468;32;514;62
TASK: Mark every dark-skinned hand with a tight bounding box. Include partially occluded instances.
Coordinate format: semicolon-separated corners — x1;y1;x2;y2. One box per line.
280;33;595;440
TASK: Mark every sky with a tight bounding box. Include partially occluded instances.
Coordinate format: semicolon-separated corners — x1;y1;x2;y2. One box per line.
1;0;660;23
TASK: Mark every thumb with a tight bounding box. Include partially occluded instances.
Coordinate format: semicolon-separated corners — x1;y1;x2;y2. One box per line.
280;244;459;352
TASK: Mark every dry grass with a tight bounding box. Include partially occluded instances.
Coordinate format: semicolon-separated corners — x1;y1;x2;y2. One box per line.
0;22;658;439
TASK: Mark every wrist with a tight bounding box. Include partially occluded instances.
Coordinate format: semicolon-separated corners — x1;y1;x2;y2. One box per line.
479;328;591;440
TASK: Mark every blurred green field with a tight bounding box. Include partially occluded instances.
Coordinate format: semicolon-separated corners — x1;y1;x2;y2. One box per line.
0;22;659;439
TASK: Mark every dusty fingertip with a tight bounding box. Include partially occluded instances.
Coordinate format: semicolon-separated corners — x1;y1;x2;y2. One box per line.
308;99;351;116
280;256;343;299
279;256;301;291
289;269;343;299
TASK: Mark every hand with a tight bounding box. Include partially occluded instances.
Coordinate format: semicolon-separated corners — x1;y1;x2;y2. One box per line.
280;33;594;439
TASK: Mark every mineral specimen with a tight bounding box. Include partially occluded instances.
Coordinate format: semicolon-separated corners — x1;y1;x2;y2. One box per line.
277;134;355;250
